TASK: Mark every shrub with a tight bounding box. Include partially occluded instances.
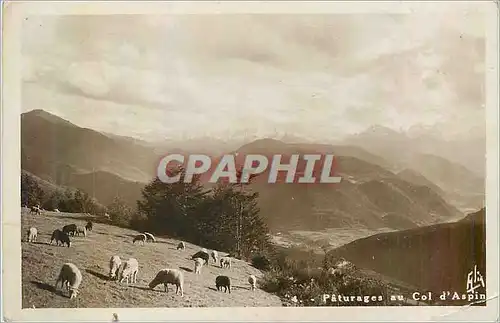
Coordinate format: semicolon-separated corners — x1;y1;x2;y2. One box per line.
21;172;45;207
251;254;272;271
259;253;391;307
107;195;133;227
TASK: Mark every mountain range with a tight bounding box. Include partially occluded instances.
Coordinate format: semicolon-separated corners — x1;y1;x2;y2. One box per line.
340;125;485;212
21;109;484;232
22;109;160;184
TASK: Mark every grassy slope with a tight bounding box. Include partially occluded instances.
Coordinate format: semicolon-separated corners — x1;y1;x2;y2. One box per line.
21;211;282;308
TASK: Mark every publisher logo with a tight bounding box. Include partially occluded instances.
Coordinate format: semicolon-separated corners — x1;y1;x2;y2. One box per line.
466;265;485;294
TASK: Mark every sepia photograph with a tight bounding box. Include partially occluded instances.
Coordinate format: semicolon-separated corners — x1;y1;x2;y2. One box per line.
2;1;499;321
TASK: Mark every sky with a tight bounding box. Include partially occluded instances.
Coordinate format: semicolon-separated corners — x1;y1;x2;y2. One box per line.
21;8;485;143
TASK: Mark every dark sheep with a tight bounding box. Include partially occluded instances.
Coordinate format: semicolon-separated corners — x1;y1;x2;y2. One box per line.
133;234;147;245
50;229;71;247
85;221;93;232
50;229;62;244
191;251;210;265
62;224;77;236
215;275;231;293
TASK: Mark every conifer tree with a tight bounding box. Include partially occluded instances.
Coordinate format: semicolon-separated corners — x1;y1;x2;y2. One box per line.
137;166;208;239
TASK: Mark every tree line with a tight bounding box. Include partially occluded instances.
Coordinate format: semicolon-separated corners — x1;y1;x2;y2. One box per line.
129;166;271;260
21;172;106;214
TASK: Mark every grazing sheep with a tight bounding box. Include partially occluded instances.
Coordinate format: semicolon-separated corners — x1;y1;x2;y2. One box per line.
211;250;219;264
50;229;71;247
143;232;156;243
26;227;38;243
119;258;139;284
193;257;204;274
132;234;147;245
104;213;110;219
109;256;122;280
248;274;257;291
215;275;231;293
149;268;184;296
55;263;82;299
177;241;185;250
85;221;93;232
75;226;87;237
62;224;77;236
220;257;232;269
29;205;41;215
191;251;210;265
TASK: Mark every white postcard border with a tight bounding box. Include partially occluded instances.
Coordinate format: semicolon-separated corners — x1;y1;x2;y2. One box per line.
2;1;498;321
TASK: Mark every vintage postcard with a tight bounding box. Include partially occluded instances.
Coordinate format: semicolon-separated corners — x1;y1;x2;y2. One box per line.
2;1;499;321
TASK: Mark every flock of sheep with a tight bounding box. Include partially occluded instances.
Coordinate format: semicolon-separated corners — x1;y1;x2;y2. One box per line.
25;218;258;300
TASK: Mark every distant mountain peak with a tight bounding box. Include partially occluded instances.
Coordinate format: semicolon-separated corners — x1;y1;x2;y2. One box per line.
250;138;288;146
239;137;288;148
23;109;58;118
365;125;405;137
22;109;77;128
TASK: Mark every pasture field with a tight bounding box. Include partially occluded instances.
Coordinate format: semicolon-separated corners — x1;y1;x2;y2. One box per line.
21;211;282;308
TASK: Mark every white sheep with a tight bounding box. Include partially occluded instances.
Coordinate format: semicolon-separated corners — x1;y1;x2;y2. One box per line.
54;208;60;213
109;256;122;280
27;227;37;243
210;250;218;264
149;268;184;297
177;241;185;250
248;274;257;291
119;258;139;284
75;226;87;237
193;257;204;274
55;263;82;299
219;257;232;269
143;232;156;243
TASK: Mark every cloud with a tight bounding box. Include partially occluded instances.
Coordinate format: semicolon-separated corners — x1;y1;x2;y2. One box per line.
21;10;485;142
